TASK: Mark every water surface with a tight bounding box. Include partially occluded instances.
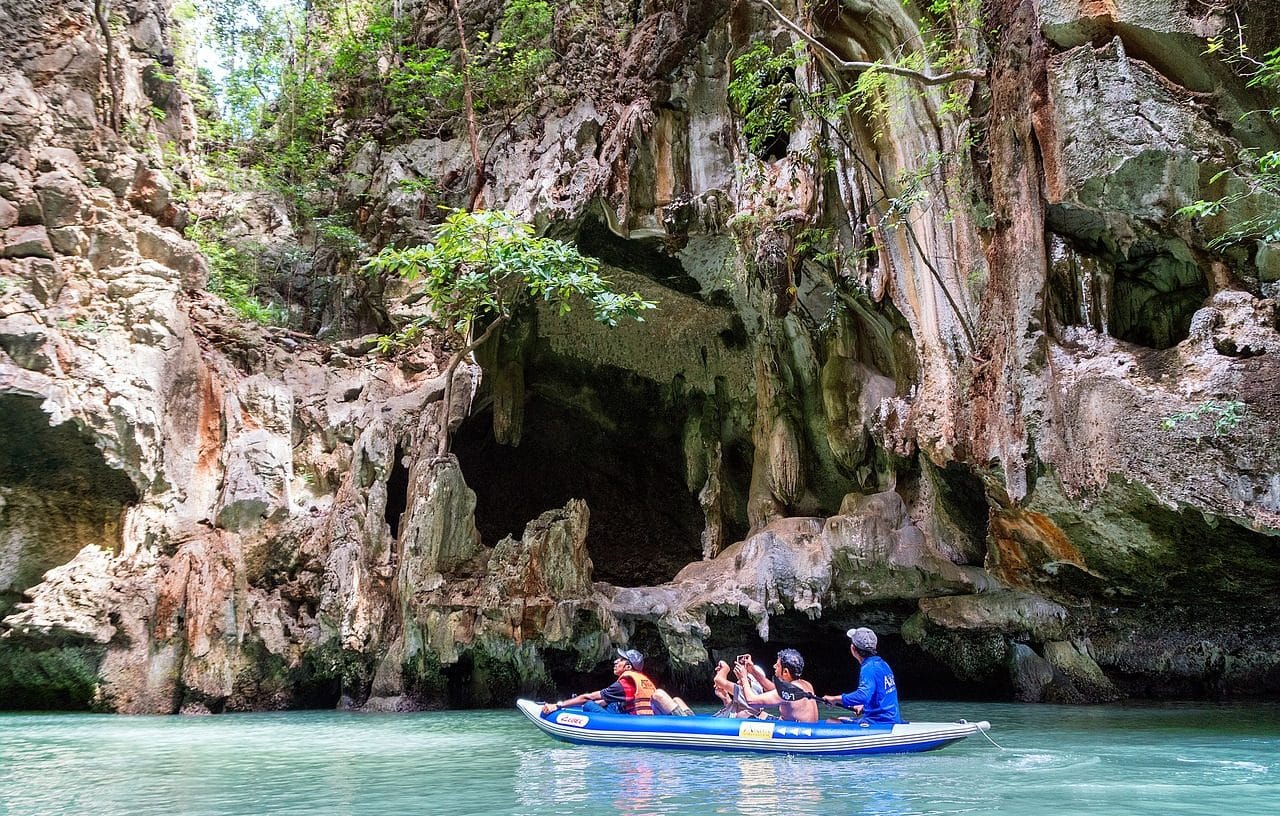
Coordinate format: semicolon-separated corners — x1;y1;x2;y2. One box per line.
2;701;1277;815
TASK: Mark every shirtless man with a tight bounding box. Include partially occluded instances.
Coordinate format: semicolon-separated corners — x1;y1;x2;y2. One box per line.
732;649;819;723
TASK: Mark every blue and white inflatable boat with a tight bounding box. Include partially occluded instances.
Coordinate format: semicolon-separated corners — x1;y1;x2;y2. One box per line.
516;699;990;756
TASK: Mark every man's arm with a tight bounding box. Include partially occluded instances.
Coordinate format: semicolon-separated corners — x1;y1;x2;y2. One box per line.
734;663;781;705
822;667;871;714
738;656;775;692
542;688;604;714
713;661;737;697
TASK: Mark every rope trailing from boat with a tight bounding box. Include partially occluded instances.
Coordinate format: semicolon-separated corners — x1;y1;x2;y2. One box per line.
964;720;1006;750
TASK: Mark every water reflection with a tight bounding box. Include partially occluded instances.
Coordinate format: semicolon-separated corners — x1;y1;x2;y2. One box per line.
5;703;1280;816
734;757;781;813
612;756;661;815
517;745;920;816
517;748;590;808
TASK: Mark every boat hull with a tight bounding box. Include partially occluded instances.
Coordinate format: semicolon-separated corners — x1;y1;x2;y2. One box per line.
516;699;988;756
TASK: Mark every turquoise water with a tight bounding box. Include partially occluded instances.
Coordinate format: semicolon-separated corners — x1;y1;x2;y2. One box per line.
1;701;1277;815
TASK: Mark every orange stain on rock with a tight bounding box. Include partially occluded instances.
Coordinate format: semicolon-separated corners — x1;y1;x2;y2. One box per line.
194;367;221;476
1080;0;1116;19
988;507;1087;587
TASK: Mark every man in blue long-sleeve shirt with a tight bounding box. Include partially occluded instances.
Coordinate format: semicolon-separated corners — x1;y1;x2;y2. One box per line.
822;627;903;724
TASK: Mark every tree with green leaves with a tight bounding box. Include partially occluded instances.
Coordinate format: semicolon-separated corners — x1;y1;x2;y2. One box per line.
363;210;657;455
1178;36;1280;251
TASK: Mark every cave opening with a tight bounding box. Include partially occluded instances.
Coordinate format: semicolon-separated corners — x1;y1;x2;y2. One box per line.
575;217;702;295
922;461;993;565
1046;234;1208;349
452;361;708;587
384;444;410;539
0;395;139;618
1110;249;1208;348
587;609;1016;704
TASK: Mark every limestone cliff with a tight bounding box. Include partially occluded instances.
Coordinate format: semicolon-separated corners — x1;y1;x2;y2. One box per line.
1;0;1278;712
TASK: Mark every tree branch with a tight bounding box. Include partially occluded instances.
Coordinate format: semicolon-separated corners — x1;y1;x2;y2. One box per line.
449;0;488;210
94;0;122;132
436;313;508;456
755;0;986;85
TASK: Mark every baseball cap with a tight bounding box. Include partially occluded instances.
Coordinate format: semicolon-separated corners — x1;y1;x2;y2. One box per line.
616;648;644;670
847;627;878;652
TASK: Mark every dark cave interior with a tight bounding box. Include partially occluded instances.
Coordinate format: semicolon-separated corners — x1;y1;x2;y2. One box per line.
527;608;1014;707
452;359;722;587
0;395;139;617
1046;235;1209;349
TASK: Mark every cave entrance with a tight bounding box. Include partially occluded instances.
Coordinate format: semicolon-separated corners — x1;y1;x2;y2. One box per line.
0;395;139;617
1047;234;1208;349
609;611;1008;706
1111;249;1208;349
452;361;706;587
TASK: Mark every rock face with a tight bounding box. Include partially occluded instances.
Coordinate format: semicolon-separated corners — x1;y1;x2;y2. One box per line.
1;0;1278;711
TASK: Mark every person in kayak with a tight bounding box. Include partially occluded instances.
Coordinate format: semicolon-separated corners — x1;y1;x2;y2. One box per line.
730;649;819;722
712;658;769;718
822;627;903;724
541;649;693;716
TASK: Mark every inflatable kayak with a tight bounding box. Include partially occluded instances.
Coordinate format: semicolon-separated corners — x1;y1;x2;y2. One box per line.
516;699;990;756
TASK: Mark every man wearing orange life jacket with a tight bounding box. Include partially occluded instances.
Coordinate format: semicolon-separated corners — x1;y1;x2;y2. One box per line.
542;649;664;715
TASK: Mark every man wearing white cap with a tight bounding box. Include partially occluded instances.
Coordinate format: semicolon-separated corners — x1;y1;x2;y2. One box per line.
542;648;693;716
542;648;657;715
822;627;903;724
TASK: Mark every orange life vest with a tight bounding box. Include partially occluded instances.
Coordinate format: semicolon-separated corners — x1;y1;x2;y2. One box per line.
619;670;657;715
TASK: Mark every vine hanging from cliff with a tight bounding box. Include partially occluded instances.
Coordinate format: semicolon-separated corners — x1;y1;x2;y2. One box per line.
729;0;985;350
93;0;122;133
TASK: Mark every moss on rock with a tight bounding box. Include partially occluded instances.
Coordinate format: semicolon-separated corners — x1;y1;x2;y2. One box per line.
0;645;104;711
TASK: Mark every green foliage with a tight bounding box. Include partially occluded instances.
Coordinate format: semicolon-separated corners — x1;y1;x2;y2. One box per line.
204;0;291;139
0;646;103;711
479;0;556;109
314;215;367;255
729;42;805;156
402;649;447;701
329;0;554;134
188;220;290;325
363;209;656;345
269;70;336;185
396;176;440;198
198;0;335;205
299;645;372;699
1159;400;1246;438
56;317;109;334
1178;36;1280;249
331;7;402;79
796;226;839;267
386;46;463;123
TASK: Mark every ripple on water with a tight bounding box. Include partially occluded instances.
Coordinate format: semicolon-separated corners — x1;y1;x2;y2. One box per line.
1172;756;1272;783
998;749;1104;774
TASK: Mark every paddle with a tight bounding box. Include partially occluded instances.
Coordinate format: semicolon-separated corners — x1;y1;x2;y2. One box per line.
771;677;861;713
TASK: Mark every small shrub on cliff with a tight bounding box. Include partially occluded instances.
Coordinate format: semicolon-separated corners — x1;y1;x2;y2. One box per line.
1178;33;1280;249
1160;400;1246;440
188;220;290;326
363;209;656;455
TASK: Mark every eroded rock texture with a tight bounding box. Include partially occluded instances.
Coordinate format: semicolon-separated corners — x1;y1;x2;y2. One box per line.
1;0;1278;711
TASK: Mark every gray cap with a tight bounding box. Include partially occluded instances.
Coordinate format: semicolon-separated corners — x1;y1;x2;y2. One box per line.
847;627;878;652
616;648;644;670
